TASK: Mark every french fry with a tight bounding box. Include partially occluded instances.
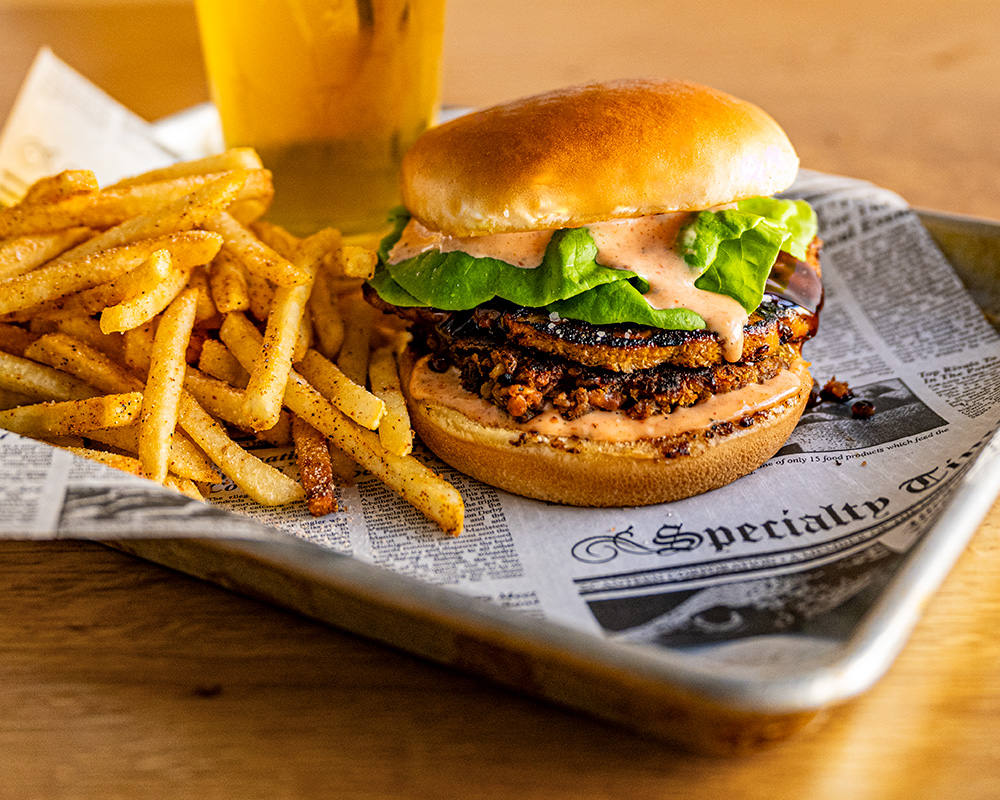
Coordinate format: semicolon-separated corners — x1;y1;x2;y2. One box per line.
0;227;92;280
186;265;218;323
25;332;143;394
308;268;345;359
22;170;99;205
197;337;249;387
326;441;359;486
164;474;204;500
249;219;300;257
40;170;248;267
0;322;39;357
183;365;291;446
240;227;340;431
221;312;463;534
246;272;275;321
296;348;384;430
70;245;174;315
291;414;338;516
209;249;250;314
110;149;264;187
0;387;33;410
100;252;191;334
0;392;142;437
0;349;96;402
139;288;198;483
369;346;413;457
53;316;126;362
0;170;253;240
324;244;377;279
86;425;218;484
336;298;373;386
123;320;157;375
201;211;308;287
60;446;143;476
0;230;221;316
177;393;304;506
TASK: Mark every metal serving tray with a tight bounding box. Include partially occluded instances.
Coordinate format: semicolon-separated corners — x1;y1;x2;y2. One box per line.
108;209;1000;754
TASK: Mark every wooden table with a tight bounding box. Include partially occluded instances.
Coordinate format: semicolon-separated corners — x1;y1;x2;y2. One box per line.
2;1;999;796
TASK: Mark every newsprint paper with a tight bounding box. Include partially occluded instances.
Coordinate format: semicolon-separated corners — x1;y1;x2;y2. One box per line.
4;51;1000;669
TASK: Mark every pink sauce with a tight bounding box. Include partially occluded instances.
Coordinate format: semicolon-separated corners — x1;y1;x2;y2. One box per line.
388;218;553;268
408;356;806;443
585;214;747;361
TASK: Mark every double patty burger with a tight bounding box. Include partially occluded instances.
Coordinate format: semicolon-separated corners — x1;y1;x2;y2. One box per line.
365;78;822;506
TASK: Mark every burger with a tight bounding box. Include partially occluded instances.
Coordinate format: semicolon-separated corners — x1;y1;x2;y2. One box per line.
365;78;822;507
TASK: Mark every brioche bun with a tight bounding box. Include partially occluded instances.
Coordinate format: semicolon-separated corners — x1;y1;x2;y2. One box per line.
401;78;799;237
401;353;812;507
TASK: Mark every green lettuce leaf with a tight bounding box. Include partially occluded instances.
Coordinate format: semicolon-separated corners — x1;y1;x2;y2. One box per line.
680;209;791;313
736;197;818;259
546;281;705;329
382;225;639;310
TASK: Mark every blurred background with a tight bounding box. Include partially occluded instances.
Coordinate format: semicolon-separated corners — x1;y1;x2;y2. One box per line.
2;0;998;220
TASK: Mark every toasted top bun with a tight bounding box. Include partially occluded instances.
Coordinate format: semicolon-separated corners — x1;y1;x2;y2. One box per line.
401;78;800;237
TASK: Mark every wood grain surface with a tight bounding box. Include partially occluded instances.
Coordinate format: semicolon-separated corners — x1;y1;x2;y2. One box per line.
1;1;999;797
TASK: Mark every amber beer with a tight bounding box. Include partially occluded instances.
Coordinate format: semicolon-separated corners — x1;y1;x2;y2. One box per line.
194;0;445;237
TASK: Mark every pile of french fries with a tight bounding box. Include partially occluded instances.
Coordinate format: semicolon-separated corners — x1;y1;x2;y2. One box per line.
0;149;464;535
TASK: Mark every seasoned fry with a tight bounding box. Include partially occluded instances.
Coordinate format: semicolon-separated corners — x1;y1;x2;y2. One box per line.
164;474;204;500
308;268;345;359
99;251;191;334
0;387;33;410
40;170;248;267
25;332;143;394
369;345;413;456
139;288;198;483
0;227;92;280
0;170;254;240
0;323;39;357
183;365;291;446
197;337;249;387
249;219;300;257
209;249;250;313
326;441;359;486
246;272;275;321
336;297;373;386
0;230;221;316
324;244;377;279
59;446;143;476
296;348;384;430
186;265;218;322
123;320;157;375
240;227;340;431
86;425;218;483
110;149;264;187
71;245;174;314
291;414;338;516
53;316;126;362
202;211;308;287
0;392;142;437
177;393;304;506
22;170;99;205
0;349;96;402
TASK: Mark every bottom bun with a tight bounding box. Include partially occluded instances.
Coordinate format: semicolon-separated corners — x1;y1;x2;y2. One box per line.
401;352;812;507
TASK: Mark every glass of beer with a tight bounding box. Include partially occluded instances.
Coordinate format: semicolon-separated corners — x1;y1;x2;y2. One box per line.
193;0;446;238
